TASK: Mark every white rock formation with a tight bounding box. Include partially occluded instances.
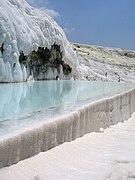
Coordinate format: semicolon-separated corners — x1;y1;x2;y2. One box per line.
74;43;135;83
1;112;135;179
0;0;78;82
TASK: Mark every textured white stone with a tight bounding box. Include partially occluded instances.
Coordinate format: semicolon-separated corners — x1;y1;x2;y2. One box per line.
1;112;135;179
74;43;135;82
0;0;78;82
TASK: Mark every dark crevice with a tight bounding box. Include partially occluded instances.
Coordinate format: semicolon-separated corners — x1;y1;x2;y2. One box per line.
0;43;4;54
19;51;27;64
19;43;72;80
63;64;72;75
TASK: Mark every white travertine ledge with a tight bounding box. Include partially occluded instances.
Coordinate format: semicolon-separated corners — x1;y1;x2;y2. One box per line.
0;88;135;168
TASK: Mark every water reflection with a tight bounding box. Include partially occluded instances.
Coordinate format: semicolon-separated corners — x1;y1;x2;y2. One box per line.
0;80;134;122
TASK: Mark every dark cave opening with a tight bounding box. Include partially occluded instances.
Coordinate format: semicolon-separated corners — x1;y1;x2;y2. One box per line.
19;44;72;80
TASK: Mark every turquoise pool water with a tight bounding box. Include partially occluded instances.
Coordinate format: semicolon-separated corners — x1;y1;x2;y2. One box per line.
0;80;134;137
0;80;134;122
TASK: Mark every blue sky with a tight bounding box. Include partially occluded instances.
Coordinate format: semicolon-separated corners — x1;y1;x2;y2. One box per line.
27;0;135;50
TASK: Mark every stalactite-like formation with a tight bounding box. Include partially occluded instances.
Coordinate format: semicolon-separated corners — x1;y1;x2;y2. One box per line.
19;44;72;80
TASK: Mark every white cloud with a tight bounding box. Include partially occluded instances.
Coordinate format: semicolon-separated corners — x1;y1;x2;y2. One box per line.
26;0;59;17
26;0;49;6
39;7;59;18
63;27;75;33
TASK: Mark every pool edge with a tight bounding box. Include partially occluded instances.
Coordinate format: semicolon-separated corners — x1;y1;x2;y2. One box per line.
0;87;135;168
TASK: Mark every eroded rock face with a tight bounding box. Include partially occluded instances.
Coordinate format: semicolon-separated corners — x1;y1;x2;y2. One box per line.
19;44;72;80
0;0;78;82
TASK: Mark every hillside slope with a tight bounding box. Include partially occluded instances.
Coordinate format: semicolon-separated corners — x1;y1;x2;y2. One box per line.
74;43;135;83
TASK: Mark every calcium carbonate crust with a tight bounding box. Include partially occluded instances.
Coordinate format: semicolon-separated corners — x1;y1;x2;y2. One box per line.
0;0;79;82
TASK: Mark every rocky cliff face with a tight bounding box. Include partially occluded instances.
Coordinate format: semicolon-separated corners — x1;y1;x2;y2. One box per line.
0;0;78;82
